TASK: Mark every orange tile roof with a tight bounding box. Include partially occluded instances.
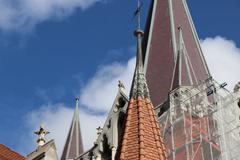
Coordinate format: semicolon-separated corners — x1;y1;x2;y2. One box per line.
0;144;26;160
119;97;167;160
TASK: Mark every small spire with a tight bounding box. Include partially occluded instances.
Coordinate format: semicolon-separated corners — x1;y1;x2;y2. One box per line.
178;26;195;85
61;98;84;160
34;124;50;148
118;3;167;158
131;0;149;99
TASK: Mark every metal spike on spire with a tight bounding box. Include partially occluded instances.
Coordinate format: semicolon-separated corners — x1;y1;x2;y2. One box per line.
133;0;142;29
135;0;143;69
137;0;141;29
74;97;80;120
131;0;150;99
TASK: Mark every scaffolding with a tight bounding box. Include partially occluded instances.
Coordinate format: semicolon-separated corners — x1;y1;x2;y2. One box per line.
157;78;240;160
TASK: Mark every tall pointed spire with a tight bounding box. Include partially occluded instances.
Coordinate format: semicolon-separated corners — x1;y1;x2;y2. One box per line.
61;98;84;160
171;27;198;89
119;1;167;159
142;0;211;106
131;0;149;99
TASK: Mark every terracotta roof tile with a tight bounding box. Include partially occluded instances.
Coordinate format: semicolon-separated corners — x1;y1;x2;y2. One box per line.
119;97;167;160
0;144;26;160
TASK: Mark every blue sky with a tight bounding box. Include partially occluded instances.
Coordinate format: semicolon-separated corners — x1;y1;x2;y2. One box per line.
0;0;240;156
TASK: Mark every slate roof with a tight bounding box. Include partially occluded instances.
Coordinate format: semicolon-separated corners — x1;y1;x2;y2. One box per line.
142;0;211;106
0;144;26;160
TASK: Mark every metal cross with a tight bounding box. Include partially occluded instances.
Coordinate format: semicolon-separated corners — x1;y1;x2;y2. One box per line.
134;0;142;29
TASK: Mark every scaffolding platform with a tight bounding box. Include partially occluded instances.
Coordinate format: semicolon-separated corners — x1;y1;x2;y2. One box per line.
156;78;240;160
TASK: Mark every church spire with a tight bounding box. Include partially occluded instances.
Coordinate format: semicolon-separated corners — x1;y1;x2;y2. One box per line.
61;98;84;160
131;28;149;98
131;0;149;99
119;1;167;159
142;0;211;106
171;26;199;89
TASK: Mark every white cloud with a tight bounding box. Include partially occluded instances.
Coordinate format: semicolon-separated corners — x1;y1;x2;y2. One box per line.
80;57;135;112
201;36;240;91
25;57;135;156
0;0;102;32
26;103;106;156
78;36;240;115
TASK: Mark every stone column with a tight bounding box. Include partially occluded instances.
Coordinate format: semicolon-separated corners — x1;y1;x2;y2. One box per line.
111;147;117;160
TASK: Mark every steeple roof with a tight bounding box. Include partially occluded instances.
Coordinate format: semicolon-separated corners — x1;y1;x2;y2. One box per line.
119;6;167;158
142;0;211;106
61;98;84;160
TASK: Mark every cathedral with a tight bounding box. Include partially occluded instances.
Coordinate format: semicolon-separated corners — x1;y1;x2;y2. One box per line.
1;0;240;160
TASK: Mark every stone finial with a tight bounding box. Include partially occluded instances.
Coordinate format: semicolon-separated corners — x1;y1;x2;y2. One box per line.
96;126;103;136
234;82;240;93
118;80;125;90
34;124;50;148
